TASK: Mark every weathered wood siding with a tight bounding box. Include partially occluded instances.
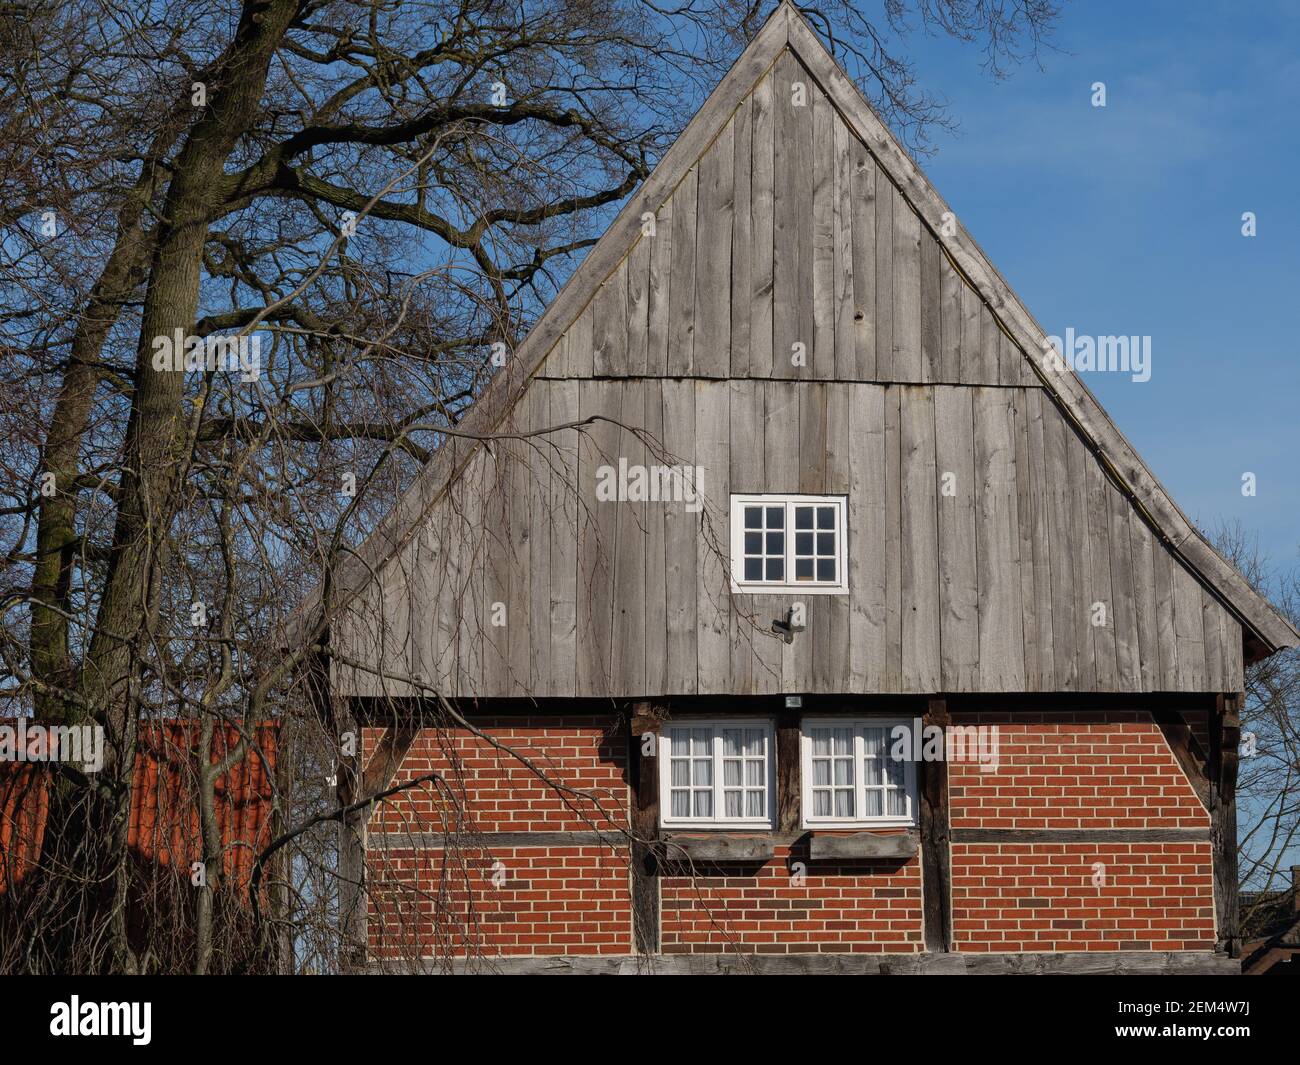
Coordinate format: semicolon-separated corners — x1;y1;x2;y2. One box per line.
329;45;1244;699
333;377;1243;698
541;56;1034;387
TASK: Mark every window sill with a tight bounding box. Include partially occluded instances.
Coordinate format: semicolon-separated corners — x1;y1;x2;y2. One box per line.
807;830;919;861
662;832;776;863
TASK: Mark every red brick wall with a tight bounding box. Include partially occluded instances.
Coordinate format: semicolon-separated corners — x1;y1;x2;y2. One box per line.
948;711;1214;952
366;716;627;833
661;845;922;954
363;716;632;958
361;709;1217;959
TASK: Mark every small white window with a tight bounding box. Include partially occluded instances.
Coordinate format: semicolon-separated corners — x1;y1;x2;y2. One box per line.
800;719;917;829
729;494;848;594
659;720;775;829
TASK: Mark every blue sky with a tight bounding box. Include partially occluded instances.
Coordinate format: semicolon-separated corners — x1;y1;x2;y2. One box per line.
897;0;1299;580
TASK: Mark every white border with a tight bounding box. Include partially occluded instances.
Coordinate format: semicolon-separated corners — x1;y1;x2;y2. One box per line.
728;493;849;595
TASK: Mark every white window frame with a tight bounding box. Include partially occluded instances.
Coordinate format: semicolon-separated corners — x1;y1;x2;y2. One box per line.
658;719;776;829
729;494;849;595
800;718;918;829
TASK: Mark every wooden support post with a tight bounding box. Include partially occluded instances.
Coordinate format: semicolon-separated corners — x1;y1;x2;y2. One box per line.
919;698;952;953
776;710;802;833
629;702;663;955
1210;693;1242;957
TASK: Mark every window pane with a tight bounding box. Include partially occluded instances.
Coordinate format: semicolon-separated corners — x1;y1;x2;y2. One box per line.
814;791;831;817
725;790;742;818
671;790;689;817
765;558;784;581
766;506;784;528
887;789;906;817
671;759;688;786
812;729;831;756
744;729;763;754
745;791;763;818
817;558;836;582
795;532;813;555
692;760;712;786
835;790;853;818
693;791;713;818
833;728;853;755
795;558;813;580
744;506;762;528
812;760;830;786
744;532;761;553
723;729;742;757
817;505;835;529
863;790;882;816
833;758;851;786
816;532;834;555
766;531;784;554
723;759;741;787
795;506;813;529
690;728;710;753
744;558;762;581
885;754;905;788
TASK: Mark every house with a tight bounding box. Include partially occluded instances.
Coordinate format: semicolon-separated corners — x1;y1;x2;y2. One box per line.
307;2;1300;973
0;722;280;973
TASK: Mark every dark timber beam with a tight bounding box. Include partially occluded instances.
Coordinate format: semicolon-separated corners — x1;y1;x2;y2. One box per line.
919;698;952;953
629;701;664;955
776;710;801;833
1210;693;1242;958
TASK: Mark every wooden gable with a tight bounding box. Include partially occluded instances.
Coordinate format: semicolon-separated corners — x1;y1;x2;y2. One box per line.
320;2;1297;702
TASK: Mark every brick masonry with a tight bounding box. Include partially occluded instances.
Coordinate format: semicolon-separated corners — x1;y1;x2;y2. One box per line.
361;709;1216;958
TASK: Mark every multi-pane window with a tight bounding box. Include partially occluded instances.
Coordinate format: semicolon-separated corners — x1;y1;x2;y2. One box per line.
730;495;848;594
801;719;917;827
660;720;774;828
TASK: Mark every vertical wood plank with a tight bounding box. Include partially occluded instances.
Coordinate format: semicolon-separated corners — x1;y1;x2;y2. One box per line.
731;93;753;379
1152;534;1181;690
643;379;669;696
935;386;979;691
1042;399;1079;689
1012;389;1039;687
694;120;734;378
646;198;673;376
592;259;629;376
849;141;877;379
1086;457;1119;691
874;171;895;380
695;380;731;693
973;387;1025;690
729;380;763;692
527;382;552;695
750;70;775;380
884;386;902;688
1128;513;1160;692
900;385;940;691
626;234;650;376
1065;413;1098;691
667;166;698;375
576;380;618;695
920;229;941;382
1108;488;1141;690
811;84;836;378
662;378;698;692
1025;389;1055;688
832;115;856;380
892;187;922;381
817;384;851;690
613;380;647;695
549;379;579;696
847;384;887;691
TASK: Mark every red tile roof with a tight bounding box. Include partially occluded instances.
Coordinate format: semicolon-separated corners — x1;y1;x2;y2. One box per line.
0;721;278;898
